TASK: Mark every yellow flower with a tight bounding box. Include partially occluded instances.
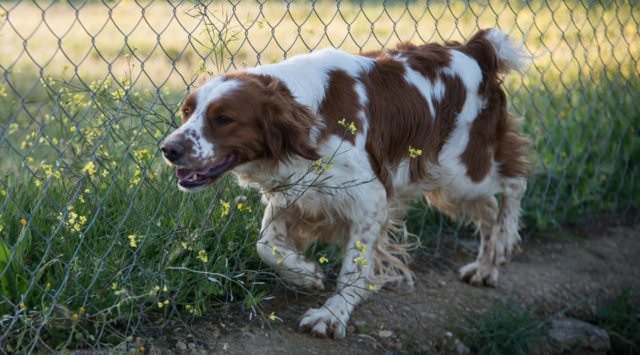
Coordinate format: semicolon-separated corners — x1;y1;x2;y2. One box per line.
236;202;251;212
318;256;329;264
220;200;231;218
338;118;357;135
72;312;79;320
128;235;138;248
355;240;366;254
408;146;423;159
18;302;26;309
19;218;27;227
79;306;86;315
82;161;97;176
8;123;18;135
312;158;334;174
353;256;368;268
276;257;284;265
133;148;152;163
271;245;278;256
268;311;278;321
196;249;208;263
368;284;380;292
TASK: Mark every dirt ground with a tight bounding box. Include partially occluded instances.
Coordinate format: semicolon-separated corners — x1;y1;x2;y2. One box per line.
152;222;640;354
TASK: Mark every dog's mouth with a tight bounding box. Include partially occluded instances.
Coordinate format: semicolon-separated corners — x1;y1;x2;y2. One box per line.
175;153;237;189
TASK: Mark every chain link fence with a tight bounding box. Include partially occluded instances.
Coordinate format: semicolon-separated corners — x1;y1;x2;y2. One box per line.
0;0;638;352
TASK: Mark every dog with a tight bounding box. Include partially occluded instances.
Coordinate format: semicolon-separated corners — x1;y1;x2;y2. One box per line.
161;28;529;338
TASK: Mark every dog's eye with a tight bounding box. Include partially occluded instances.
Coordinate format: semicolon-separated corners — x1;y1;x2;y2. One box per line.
215;115;233;125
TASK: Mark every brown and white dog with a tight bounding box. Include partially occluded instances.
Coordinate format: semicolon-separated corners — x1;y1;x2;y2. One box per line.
161;28;529;338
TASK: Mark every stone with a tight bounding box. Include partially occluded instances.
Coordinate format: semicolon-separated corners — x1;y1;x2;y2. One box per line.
175;341;187;351
547;318;610;353
378;330;394;338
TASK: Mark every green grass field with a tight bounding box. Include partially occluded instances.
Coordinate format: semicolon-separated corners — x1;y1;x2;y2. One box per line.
0;0;639;351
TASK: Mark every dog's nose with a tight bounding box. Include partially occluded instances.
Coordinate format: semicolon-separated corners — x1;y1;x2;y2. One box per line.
161;140;185;163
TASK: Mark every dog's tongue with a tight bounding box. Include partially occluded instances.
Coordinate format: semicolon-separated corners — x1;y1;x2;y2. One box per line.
175;168;203;180
174;154;237;182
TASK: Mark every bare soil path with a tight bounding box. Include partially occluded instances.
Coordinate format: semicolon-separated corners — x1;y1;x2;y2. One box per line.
154;223;640;354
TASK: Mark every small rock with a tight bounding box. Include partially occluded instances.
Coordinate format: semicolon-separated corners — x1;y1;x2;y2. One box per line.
378;330;394;338
444;331;453;338
175;341;187;351
548;317;610;353
454;338;470;354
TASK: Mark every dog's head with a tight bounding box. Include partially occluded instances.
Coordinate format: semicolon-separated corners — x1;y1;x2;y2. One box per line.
161;74;320;191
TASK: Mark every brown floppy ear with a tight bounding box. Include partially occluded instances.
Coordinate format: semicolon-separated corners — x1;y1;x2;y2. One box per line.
261;78;320;162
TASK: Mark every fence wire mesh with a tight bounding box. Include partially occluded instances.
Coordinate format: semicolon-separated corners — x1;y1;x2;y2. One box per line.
0;0;638;352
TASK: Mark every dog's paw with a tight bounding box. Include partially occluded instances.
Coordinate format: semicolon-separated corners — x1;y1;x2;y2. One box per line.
279;260;326;290
298;307;347;339
496;240;522;265
459;261;499;287
289;263;326;290
299;268;326;290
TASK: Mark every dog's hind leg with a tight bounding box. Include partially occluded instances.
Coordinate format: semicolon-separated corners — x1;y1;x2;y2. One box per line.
459;178;526;286
256;203;325;290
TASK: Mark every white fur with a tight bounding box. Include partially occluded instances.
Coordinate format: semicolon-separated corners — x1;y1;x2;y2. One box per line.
248;48;374;114
401;61;437;118
434;51;501;200
166;78;241;161
485;28;527;73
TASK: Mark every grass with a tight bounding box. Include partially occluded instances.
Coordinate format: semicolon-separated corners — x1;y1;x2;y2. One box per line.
454;303;548;355
593;288;640;354
0;0;638;352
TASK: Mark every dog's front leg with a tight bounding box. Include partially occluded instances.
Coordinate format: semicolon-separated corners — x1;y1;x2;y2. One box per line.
299;193;386;338
256;202;325;290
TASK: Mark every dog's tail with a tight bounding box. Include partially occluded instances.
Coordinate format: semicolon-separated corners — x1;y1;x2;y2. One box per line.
464;28;528;75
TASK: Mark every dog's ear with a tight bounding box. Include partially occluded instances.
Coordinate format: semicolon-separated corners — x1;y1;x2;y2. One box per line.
260;78;320;162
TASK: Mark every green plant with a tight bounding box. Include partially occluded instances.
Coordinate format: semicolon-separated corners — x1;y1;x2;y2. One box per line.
456;303;548;355
594;289;640;354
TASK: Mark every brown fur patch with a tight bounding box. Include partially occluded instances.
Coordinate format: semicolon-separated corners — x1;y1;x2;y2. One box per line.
361;47;457;193
432;74;467;155
361;55;433;193
318;70;363;144
456;30;530;181
180;93;197;123
180;73;320;167
495;115;530;178
392;42;451;80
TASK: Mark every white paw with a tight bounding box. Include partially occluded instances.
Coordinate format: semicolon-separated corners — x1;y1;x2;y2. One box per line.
459;261;499;287
297;268;326;290
285;263;326;290
492;223;523;265
298;307;347;339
